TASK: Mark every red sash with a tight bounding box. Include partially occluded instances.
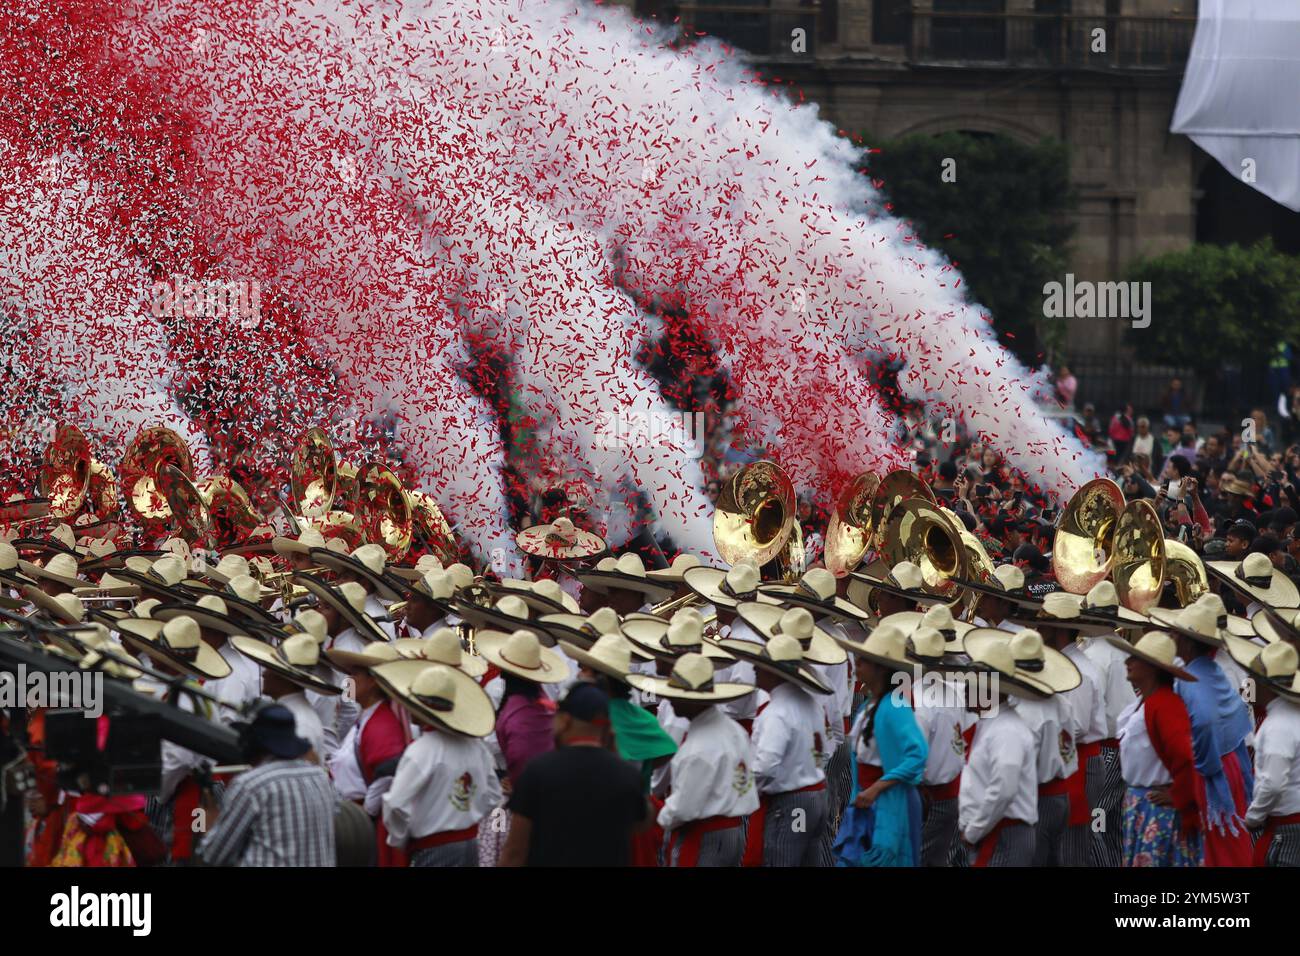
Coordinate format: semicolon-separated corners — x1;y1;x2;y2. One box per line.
1253;812;1300;867
857;763;884;790
742;781;826;868
973;818;1030;867
630;795;665;867
409;823;479;853
172;777;203;862
922;777;962;802
667;815;743;867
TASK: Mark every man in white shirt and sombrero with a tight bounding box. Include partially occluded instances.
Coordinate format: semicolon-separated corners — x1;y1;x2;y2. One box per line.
231;626;342;760
310;543;404;639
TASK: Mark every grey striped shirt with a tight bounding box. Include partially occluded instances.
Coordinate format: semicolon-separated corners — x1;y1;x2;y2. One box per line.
200;760;337;867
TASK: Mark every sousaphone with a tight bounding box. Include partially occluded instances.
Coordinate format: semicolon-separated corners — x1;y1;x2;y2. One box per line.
1163;536;1209;608
869;470;936;550
409;489;458;564
198;475;262;548
39;423;91;520
713;460;797;568
1113;499;1166;613
156;463;210;545
1053;478;1125;594
824;472;880;577
881;497;967;598
120;427;195;527
355;462;414;561
290;427;359;518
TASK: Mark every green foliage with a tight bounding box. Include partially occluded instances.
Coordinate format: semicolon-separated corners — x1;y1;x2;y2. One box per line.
1123;239;1300;377
861;131;1076;365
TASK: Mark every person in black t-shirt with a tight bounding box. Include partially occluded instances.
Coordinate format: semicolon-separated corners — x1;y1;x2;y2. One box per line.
501;684;648;867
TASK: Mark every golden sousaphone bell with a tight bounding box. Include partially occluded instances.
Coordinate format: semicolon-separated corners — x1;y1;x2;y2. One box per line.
408;489;459;564
869;469;936;551
713;460;798;569
1113;499;1166;613
120;426;195;527
156;463;210;545
1053;477;1125;595
881;497;967;599
355;462;414;561
825;472;880;577
1161;536;1209;608
39;423;91;520
290;427;359;518
198;475;262;548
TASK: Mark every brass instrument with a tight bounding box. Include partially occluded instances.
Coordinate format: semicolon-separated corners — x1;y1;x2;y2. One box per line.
712;460;797;568
956;528;997;620
290;427;359;518
1163;536;1209;607
824;472;879;577
881;497;966;599
869;470;935;550
770;520;806;583
1053;478;1125;594
198;475;262;548
648;591;706;618
355;462;414;561
157;463;210;545
1113;500;1165;613
408;489;458;563
39;423;91;520
121;426;195;526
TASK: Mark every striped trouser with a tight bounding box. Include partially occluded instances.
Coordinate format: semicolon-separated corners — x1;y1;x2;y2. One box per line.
668;826;746;867
966;823;1036;867
410;838;479;867
1033;793;1071;867
818;744;853;867
763;788;829;867
1091;748;1124;867
921;796;960;867
1261;824;1300;867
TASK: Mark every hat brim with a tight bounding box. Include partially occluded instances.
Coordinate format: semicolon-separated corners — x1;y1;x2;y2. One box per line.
514;525;607;561
1207;562;1300;609
876;610;974;651
1252;607;1300;646
489;580;580;615
557;640;633;683
711;639;831;695
755;583;872;623
109;568;199;602
846;566;954;610
625;671;755;703
231;635;340;695
736;602;847;666
948;576;1045;609
472;629;570;684
961;629;1080;693
390;638;489;679
308;548;406;601
644;560;703;583
682;567;779;610
622;617;734;664
152;602;250;638
1004;608;1116;637
115;618;232;681
17;560;89;590
575;569;675;603
295;572;390;644
1103;635;1197;683
528;613;653;661
1146;608;1226;649
323;646;400;674
371;659;496;737
451;600;538;643
20;585;84;626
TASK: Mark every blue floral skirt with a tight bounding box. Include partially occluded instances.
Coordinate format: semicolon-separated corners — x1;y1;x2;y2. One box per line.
1121;786;1202;867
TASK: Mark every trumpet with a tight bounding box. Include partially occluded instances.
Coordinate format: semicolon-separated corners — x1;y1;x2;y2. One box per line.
647;592;705;618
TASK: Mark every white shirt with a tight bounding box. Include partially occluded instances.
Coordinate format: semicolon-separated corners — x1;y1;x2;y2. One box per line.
1062;644;1108;745
1116;699;1171;788
205;641;262;720
958;706;1038;843
973;615;1023;633
1246;696;1300;827
1009;694;1074;784
719;618;762;721
751;682;826;793
278;690;325;758
1078;634;1137;738
382;728;502;843
658;705;760;831
329;722;367;801
913;685;970;786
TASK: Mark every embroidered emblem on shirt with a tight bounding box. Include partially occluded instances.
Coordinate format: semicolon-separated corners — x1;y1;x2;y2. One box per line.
812;731;825;768
733;760;754;796
450;771;475;811
951;722;965;757
1058;730;1075;764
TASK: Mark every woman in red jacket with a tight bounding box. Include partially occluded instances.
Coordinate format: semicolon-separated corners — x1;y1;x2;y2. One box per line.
1111;631;1204;867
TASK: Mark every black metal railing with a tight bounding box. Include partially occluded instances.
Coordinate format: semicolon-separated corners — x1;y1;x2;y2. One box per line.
677;2;821;57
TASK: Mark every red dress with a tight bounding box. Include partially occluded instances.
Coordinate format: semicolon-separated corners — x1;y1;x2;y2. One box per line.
359;700;411;867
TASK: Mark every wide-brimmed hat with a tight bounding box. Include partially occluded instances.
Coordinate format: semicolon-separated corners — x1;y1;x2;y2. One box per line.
371;660;496;737
1104;630;1197;682
195;553;256;587
310;543;406;601
682;562;774;610
832;621;912;671
152;594;250;638
1207;553;1300;609
403;568;464;617
558;632;641;683
490;578;580;615
115;615;232;680
1219;473;1254;497
956;635;1051;700
712;632;831;695
17;551;90;590
847;559;951;612
272;527;348;558
73;626;145;681
951;563;1044;609
388;553;446;583
623;609;734;664
961;628;1080;694
1187;592;1253;638
577;553;676;603
72;571;141;601
452;594;535;639
232;632;341;695
626;652;755;703
1148;603;1227;649
879;604;974;651
294;572;389;643
473;629;568;684
0;541;37;588
323;641;402;674
391;628;489;679
1252;606;1300;646
1008;591;1116;637
645;553;704;583
736;603;846;665
22;587;87;627
527;607;649;658
515;517;606;561
1224;636;1300;701
112;555;202;599
758;567;871;623
1077;580;1151;629
215;574;281;625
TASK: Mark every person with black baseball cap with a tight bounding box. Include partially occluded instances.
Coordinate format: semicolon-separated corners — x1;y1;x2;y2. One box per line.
500;684;649;866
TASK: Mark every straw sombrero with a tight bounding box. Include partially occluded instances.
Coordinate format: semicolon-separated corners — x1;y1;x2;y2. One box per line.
115;615;232;681
272;526;348;558
626;652;755;703
309;543;406;601
515;517;606;561
152;594;250;638
472;629;568;684
1186;592;1253;638
758;567;871;624
17;552;90;590
195;553;255;587
1147;603;1228;649
389;553;446;583
1224;636;1300;701
1104;630;1197;682
0;541;38;588
558;632;641;684
323;640;403;674
955;636;1051;700
22;587;87;627
847;559;952;612
682;562;777;610
528;607;650;658
294;572;390;643
949;563;1044;609
490;577;580;615
371;660;496;737
712;632;832;695
623;609;734;665
961;628;1080;694
1207;553;1300;609
451;594;535;640
1252;606;1300;646
736;603;847;666
878;605;974;651
645;553;704;583
1007;591;1116;637
577;553;675;603
232;632;341;695
391;627;489;679
217;574;281;625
